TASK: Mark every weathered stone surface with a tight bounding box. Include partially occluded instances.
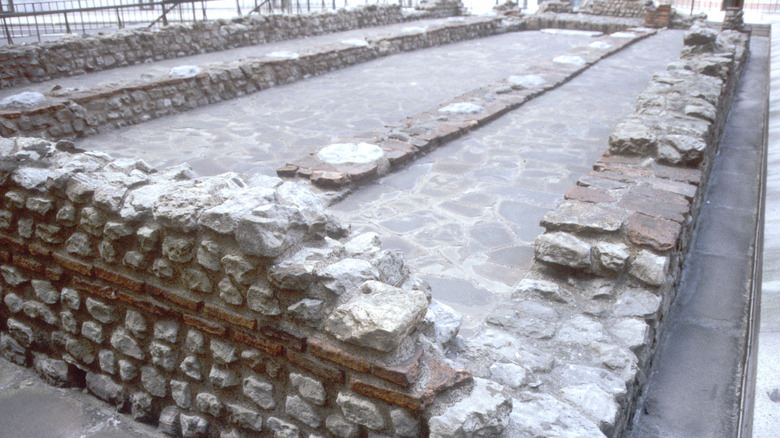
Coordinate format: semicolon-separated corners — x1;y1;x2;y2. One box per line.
286;394;321;428
210;366;239;388
336;392;384;430
152;321;178;343
163;235;195;263
269;240;344;290
180;414;208;438
81;321;105;344
137;226;160;252
514;278;567;303
30;280;59;305
317;258;380;296
247;283;282;315
422;298;462;347
489;362;529;389
199;188;274;234
2;265;29;286
626;213;681;251
226;403;263;432
61;288;80;310
141;366;168;397
130;391;154;423
23;301;59;325
7;318;34;347
197;239;221;271
152;258;173;278
534;232;592;269
506;392;605;437
610;318;651;352
221;254;255;285
287;299;324;325
235;205;297;258
1;332;27;365
86;372;126;407
33;355;72;387
110;327;145;360
324;280;428;352
99;349;116;374
244;375;276;410
541;201;627;233
183;268;212;293
150;341;176;371
629;250;669;286
171;380;192;409
159;406;181;436
185;329;205;354
429;378;512;438
195;392;223;416
593;242;630;272
210;339;238;365
125;310;147;337
218;277;243;305
86;298;117;324
267;417;300;438
326;413;359;438
391;408;419;437
291;373;327;406
119;359;138;381
556;315;608;346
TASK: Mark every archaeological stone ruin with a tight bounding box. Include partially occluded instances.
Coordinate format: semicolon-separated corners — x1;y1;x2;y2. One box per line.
0;0;762;437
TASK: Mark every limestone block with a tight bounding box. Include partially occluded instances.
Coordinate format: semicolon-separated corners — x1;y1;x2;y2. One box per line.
180;355;202;381
65;232;93;256
421;299;462;347
290;373;327;406
180;414;208;438
629;250;669;286
119;359;138;381
7;318;34;347
3;293;24;313
99;349;116;375
86;298;117;323
23;301;59;325
391;409;419;437
218;277;243;305
428;378;512;438
324;281;428;352
209;366;239;388
86;372;126;408
163;235;195;263
287;299;324;326
125;310;147;337
244;375;276;410
210;339;238;365
195;392;223;416
110;327;145;360
608;117;657;156
286;395;321;428
61;287;80;310
317;258;380;296
336;392;383;430
1;265;29;286
326;413;359;438
141;366;168;397
225;403;263;432
267;417;300;438
154;321;179;343
534;232;592;270
171;380;192;409
185;329;205;354
81;321;105;343
150;341;176;371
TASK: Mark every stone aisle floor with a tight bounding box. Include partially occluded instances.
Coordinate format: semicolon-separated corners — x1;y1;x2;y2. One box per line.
332;29;685;333
73;30;596;176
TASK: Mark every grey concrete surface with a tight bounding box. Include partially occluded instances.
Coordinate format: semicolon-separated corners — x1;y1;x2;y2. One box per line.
755;20;780;438
0;358;164;438
626;35;769;438
72;29;599;177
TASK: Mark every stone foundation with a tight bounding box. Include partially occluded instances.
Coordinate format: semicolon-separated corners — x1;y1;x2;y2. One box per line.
578;0;652;18
0;138;470;437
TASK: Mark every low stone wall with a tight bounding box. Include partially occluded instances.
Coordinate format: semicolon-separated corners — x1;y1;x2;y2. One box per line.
526;12;645;33
0;6;417;90
0;17;503;141
578;0;651;18
0;138;470;437
529;24;749;436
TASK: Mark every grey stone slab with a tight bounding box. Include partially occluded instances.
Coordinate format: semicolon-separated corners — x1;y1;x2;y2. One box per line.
692;205;757;258
704;170;761;212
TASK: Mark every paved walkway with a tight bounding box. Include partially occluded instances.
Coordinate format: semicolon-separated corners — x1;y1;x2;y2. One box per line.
73;30;596;176
627;34;769;437
754;19;780;438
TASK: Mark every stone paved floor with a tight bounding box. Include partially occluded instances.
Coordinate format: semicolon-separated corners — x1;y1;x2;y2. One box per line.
73;30;596;176
332;29;684;334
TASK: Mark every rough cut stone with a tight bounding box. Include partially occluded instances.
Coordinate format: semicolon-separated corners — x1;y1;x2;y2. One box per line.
221;254;255;285
171;380;192;409
4;293;24;313
267;417;300;438
81;321;105;344
336;392;384;430
180;414;208;438
286;394;321;428
33;355;72;387
86;372;125;407
608;117;658;156
593;242;630;272
391;408;419;437
86;298;117;324
422;299;462;347
541;201;627;233
287;299;324;325
195;392;223;416
507;392;605;437
244;375;276;410
119;360;138;381
326;413;359;438
514;278;567;303
218;277;244;305
7;319;34;347
210;366;239;388
110;327;145;360
159;406;181;436
99;349;116;375
154;321;179;343
125;310;147;337
629;250;669;286
199;188;274;234
489;362;529;389
150;341;176;371
247;283;282;315
226;403;263;432
534;232;592;269
61;288;80;310
1;265;28;286
317;258;380;296
185;330;205;354
324;281;428;352
290;373;327;405
429;378;512;438
141;366;168;397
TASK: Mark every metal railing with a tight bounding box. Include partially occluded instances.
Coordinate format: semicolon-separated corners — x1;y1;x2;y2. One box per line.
0;0;420;45
669;0;780;16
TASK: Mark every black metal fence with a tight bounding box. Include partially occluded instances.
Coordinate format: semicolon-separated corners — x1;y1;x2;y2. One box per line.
0;0;419;45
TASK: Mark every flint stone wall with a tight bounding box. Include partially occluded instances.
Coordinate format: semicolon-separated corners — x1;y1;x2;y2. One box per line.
0;17;503;141
529;24;749;435
578;0;651;18
0;5;438;90
0;137;471;437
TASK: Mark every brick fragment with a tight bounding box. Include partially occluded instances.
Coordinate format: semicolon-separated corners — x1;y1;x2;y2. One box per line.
564;186;615;204
53;252;93;276
625;213;682;252
259;326;306;352
183;314;227;336
372;346;423;388
13;254;44;273
308;337;371;374
0;235;27;253
276;164;298;178
146;283;203;311
0;250;10;262
45;265;64;281
232;330;283;356
28;243;52;257
311;171;349;188
116;291;172;316
204;304;256;330
286;350;345;384
94;266;144;292
73;276;117;300
653;164;702;185
351;378;422;411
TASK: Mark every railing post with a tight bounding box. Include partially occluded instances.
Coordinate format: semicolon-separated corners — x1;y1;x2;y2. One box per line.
162;0;169;25
2;16;12;44
32;4;41;42
236;0;242;15
116;7;123;28
64;11;71;34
